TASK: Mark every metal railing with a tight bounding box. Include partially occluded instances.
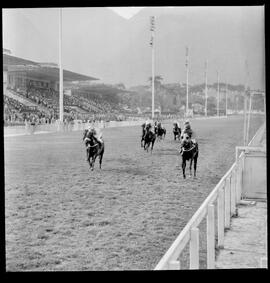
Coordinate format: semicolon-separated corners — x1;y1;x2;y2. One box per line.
154;122;265;270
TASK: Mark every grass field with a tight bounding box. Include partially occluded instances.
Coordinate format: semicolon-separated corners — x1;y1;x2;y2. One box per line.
4;115;264;270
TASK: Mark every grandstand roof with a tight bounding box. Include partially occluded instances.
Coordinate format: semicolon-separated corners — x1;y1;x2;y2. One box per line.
7;65;98;82
3;54;98;81
3;54;39;70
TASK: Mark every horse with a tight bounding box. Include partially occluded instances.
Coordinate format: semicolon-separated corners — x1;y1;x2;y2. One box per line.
179;132;198;178
173;123;181;140
156;122;166;141
144;125;156;153
83;131;104;171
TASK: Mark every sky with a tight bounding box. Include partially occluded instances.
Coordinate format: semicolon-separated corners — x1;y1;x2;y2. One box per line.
2;7;265;90
108;7;144;19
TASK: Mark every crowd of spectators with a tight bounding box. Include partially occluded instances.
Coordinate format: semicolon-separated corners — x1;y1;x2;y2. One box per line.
4;84;132;127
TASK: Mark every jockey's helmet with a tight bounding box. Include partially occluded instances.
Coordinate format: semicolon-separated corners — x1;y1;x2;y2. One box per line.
184;120;190;127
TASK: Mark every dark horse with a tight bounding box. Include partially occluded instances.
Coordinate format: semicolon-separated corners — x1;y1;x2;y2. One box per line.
173;123;181;140
155;122;166;141
180;132;198;178
144;124;156;153
83;130;104;171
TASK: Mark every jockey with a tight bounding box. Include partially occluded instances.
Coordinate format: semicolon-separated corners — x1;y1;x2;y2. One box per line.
145;120;152;129
144;120;154;136
84;125;103;147
173;120;180;128
179;120;196;154
183;120;196;140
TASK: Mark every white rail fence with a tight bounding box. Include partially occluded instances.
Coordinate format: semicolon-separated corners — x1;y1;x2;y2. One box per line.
154;122;266;270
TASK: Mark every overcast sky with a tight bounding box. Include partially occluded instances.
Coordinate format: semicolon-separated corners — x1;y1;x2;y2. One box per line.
2;6;265;90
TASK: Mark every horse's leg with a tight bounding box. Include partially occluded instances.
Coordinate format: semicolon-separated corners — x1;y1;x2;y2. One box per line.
151;139;155;154
146;143;149;152
86;147;89;161
99;152;103;169
194;155;198;178
89;157;93;171
189;158;193;177
92;156;97;170
182;159;186;179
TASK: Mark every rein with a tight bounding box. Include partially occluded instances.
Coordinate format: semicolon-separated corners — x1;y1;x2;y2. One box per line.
182;144;196;152
88;143;99;148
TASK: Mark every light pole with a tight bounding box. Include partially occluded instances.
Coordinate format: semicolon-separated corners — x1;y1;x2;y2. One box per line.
217;71;220;116
59;8;63;123
246;91;253;144
185;46;189;117
150;16;155;120
205;60;208;117
225;80;228;117
243;60;249;146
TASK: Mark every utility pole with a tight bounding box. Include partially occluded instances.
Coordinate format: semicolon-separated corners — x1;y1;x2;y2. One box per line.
150;16;155;119
217;71;220;116
59;8;63;123
185;46;189;117
205;60;208;117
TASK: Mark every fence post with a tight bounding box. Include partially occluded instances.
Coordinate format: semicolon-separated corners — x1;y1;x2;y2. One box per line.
235;162;240;204
190;227;199;269
207;204;215;269
168;260;181;270
224;177;231;229
236;155;243;203
231;172;236;216
240;154;245;200
217;187;225;248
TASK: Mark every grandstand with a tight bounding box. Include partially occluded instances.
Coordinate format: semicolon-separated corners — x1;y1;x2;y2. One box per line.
3;52;134;125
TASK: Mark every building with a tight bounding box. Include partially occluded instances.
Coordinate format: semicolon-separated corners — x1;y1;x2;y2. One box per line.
3;52;98;94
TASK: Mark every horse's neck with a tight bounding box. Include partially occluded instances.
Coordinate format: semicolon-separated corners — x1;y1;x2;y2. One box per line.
184;141;193;149
89;137;96;145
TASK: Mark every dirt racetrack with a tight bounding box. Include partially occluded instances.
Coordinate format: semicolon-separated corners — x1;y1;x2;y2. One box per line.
4;115;264;271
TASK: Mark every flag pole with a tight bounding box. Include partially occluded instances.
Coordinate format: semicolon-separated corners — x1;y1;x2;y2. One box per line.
59;8;63;123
